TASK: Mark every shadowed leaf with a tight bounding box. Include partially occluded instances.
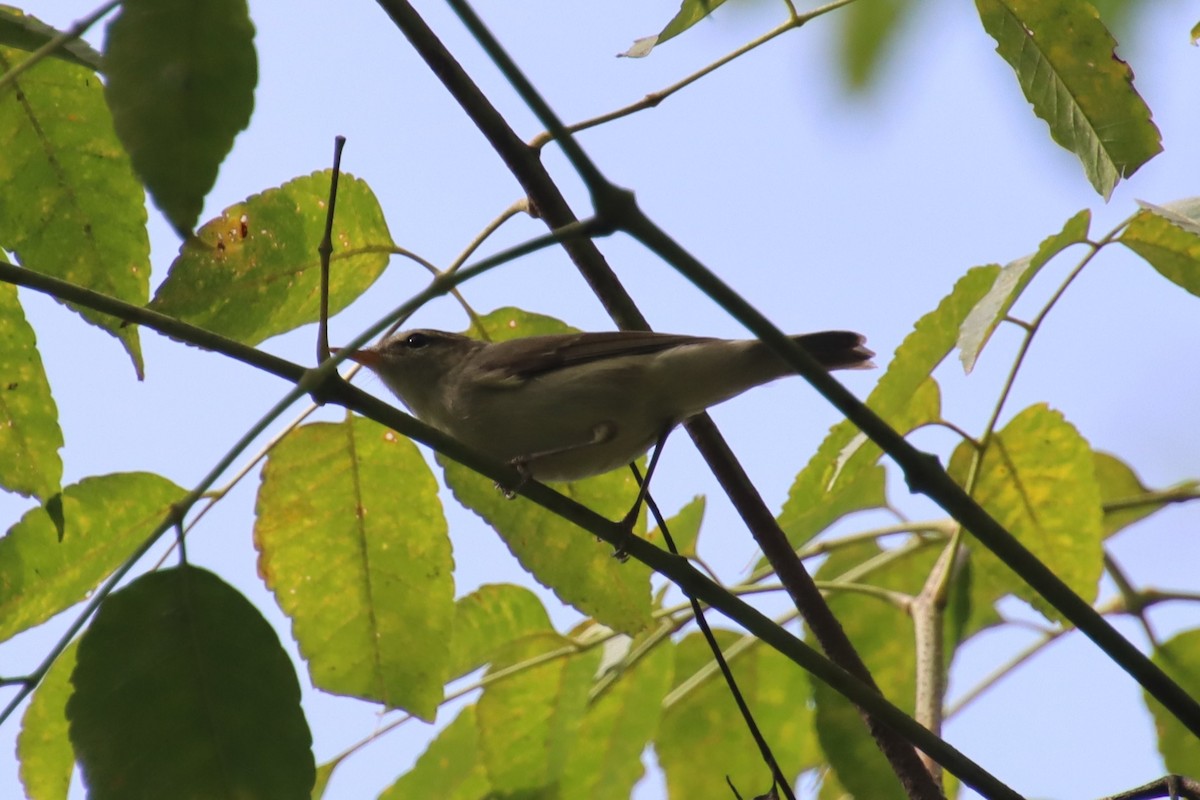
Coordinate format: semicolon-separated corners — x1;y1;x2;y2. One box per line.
103;0;257;235
67;567;314;799
975;0;1161;198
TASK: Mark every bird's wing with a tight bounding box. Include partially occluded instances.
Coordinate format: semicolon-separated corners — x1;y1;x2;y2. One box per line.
478;331;716;380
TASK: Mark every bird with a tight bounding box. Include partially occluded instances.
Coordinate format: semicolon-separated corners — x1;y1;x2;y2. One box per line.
337;328;874;484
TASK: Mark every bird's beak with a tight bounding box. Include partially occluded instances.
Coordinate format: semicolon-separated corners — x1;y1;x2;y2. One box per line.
330;346;381;368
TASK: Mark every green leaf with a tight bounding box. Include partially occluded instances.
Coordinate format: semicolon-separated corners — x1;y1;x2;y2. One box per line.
379;705;491;799
1094;451;1197;539
657;630;817;797
0;282;62;500
1119;198;1200;297
255;415;453;720
1145;629;1200;773
442;457;653;635
66;566;314;800
837;0;915;90
475;632;601;794
562;632;675;799
0;472;185;644
464;305;578;341
0;45;148;376
18;639;78;800
651;494;705;558
948;403;1104;622
448;583;553;681
0;8;103;71
810;541;967;798
443;308;653;635
778;265;1001;549
974;0;1161;199
149;171;393;346
959;209;1091;373
619;0;729;57
311;757;341;800
102;0;257;235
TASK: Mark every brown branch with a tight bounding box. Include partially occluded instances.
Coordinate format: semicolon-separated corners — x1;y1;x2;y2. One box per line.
370;1;944;797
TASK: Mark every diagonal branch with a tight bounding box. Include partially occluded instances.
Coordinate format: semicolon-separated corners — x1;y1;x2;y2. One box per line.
372;0;944;796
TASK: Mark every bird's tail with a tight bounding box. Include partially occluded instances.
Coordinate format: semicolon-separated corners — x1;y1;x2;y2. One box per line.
790;331;875;370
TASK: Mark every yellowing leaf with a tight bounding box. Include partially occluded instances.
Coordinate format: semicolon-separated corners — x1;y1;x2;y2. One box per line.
778;265;1000;548
0;45;147;375
150;172;393;345
0;283;62;501
379;706;491;799
475;633;600;794
0;472;184;644
657;631;816;796
442;457;654;635
448;583;552;681
255;416;453;720
18;639;78;800
1094;451;1198;539
561;633;674;799
1120;198;1200;297
949;404;1104;621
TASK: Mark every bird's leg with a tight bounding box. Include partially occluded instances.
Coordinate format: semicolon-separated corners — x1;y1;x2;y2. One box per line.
612;428;671;561
494;422;618;498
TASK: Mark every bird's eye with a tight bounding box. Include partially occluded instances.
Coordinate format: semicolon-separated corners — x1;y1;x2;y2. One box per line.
405;332;431;349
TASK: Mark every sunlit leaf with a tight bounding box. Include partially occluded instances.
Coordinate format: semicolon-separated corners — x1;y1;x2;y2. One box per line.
150;172;393;346
67;567;314;799
103;0;257;235
0;472;184;644
657;630;816;796
17;639;78;800
811;541;966;798
778;265;1000;549
562;631;674;799
959;210;1091;373
1119;197;1200;297
476;633;600;794
651;495;705;558
0;43;147;375
255;415;453;720
448;583;553;681
379;706;491;799
975;0;1161;198
1094;451;1198;539
1145;630;1200;773
0;282;62;501
948;403;1104;622
442;457;653;635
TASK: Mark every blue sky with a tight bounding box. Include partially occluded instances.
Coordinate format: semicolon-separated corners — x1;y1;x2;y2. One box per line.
3;0;1199;797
